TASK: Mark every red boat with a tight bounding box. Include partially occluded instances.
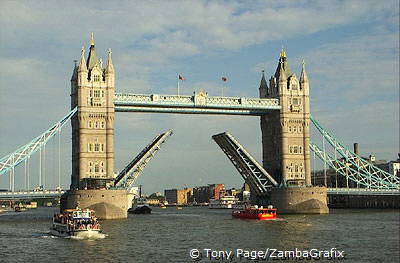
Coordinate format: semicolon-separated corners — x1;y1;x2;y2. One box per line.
232;206;277;220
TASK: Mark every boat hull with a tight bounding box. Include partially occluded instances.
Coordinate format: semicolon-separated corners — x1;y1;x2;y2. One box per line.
232;212;276;220
232;208;277;220
50;228;103;238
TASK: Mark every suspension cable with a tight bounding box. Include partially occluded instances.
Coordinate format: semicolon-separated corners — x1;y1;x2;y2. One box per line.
58;129;61;189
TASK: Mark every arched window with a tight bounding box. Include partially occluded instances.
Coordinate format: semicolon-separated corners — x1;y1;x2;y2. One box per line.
88;162;93;173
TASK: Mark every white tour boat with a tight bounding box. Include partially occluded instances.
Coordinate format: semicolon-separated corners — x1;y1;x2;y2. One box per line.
50;208;103;238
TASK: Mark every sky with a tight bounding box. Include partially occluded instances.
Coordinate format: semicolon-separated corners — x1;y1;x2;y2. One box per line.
0;0;399;194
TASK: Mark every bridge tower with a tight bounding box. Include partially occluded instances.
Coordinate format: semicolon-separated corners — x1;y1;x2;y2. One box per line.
259;50;328;213
70;33;115;190
61;34;128;219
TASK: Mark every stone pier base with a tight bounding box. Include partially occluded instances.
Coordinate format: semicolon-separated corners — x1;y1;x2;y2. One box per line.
271;186;329;214
60;189;129;219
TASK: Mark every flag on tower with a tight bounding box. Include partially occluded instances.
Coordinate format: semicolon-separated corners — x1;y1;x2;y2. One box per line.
222;77;227;82
179;75;186;80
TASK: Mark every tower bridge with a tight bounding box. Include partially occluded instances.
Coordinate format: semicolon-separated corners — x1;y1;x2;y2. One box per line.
1;34;398;218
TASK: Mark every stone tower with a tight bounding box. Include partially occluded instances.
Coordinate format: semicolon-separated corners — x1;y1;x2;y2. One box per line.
63;34;128;219
70;33;115;190
259;50;328;213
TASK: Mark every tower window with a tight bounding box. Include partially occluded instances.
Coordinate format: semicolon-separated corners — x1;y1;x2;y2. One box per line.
94;143;100;152
88;143;93;152
101;121;105;129
94;164;99;173
88;162;93;173
293;146;298;154
94;75;100;82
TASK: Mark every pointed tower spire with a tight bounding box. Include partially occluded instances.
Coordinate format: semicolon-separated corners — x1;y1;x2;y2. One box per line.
259;70;268;89
300;59;309;83
78;47;88;72
106;48;114;74
280;47;286;58
275;48;293;78
87;33;99;70
90;32;95;46
259;70;269;97
71;60;78;81
278;60;287;81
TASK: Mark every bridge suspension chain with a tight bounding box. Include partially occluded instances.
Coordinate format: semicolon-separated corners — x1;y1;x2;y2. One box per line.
310;115;400;189
0;107;77;177
310;142;396;189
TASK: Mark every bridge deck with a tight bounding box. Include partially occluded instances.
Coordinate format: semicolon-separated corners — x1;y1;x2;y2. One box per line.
0;190;65;200
114;93;280;115
327;188;399;196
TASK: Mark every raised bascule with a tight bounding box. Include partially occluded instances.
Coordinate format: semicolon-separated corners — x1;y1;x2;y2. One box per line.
2;34;398;218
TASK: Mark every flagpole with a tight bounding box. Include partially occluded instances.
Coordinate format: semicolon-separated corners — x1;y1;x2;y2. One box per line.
177;80;180;96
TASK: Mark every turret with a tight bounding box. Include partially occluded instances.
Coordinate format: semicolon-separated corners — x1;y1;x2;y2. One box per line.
259;70;268;98
70;60;78;82
105;48;115;87
300;60;309;94
77;47;88;85
277;60;287;92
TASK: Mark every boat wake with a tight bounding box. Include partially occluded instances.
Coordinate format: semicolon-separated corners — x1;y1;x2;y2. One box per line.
68;232;107;240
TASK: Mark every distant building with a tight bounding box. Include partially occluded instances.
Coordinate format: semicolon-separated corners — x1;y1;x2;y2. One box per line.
193;184;224;203
164;188;193;205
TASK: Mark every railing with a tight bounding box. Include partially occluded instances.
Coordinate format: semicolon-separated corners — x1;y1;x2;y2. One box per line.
114;93;280;115
327;188;400;196
0;190;65;199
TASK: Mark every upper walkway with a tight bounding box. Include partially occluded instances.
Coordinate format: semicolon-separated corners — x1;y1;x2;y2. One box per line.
114;92;280;115
0;190;65;200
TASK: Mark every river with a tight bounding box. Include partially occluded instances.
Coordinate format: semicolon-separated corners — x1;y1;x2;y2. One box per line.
0;207;398;262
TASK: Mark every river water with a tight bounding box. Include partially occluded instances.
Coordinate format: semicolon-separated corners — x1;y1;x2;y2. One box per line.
0;207;398;262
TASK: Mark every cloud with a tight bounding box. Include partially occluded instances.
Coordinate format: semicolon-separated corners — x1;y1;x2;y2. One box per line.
0;0;399;192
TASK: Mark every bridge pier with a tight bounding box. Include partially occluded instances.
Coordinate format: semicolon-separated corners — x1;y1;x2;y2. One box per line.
60;189;128;219
271;186;328;214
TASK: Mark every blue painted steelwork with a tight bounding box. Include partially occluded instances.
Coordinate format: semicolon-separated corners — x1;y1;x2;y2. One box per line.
0;190;65;200
310;142;397;189
327;188;399;196
310;116;399;190
114;130;173;192
114;93;280;115
0;108;77;176
212;131;278;196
